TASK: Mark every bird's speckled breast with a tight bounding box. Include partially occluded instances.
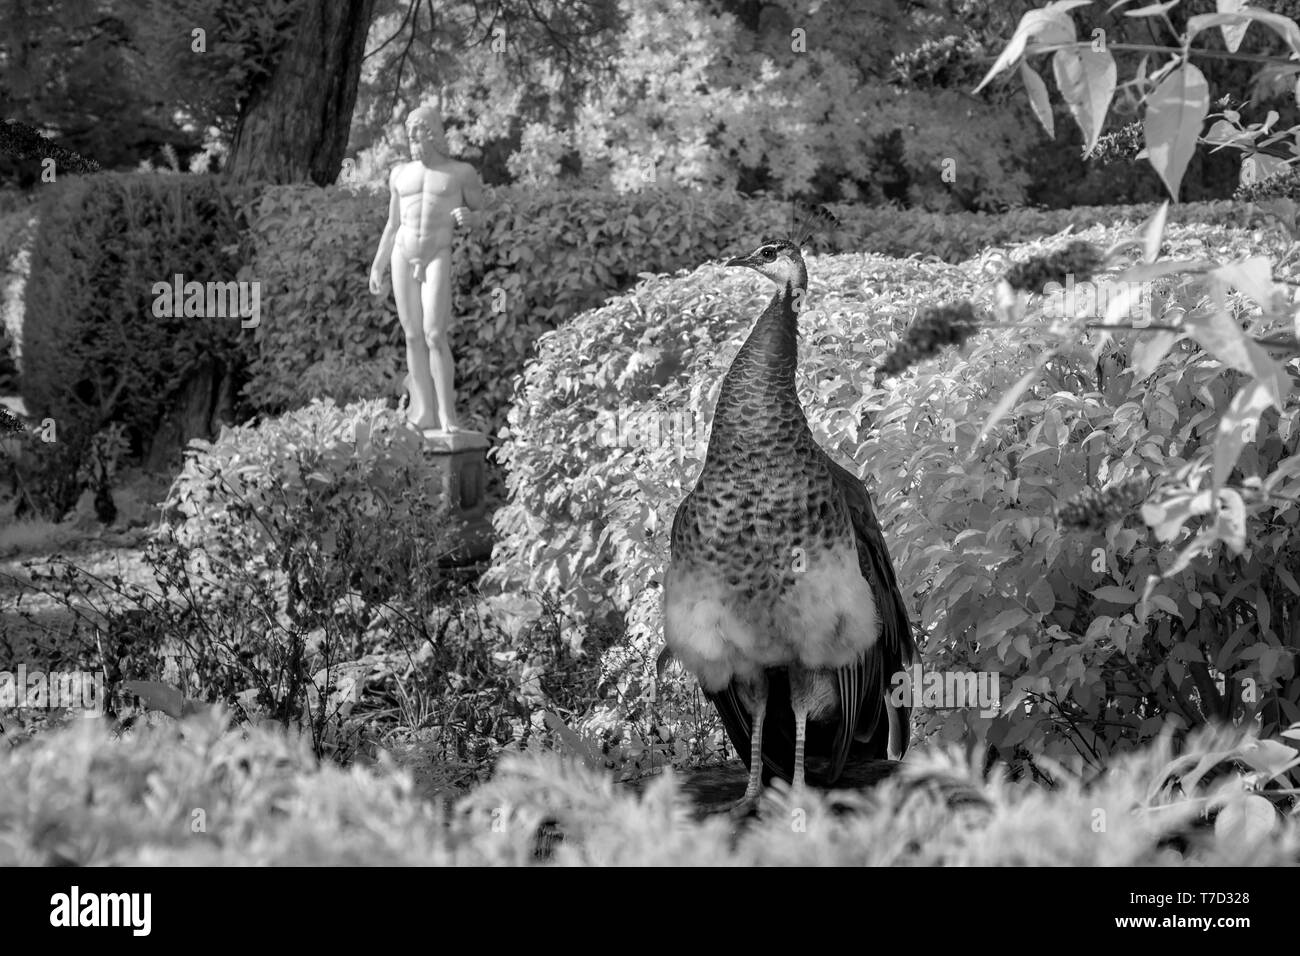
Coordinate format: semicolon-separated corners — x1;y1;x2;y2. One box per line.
665;429;880;691
664;282;881;690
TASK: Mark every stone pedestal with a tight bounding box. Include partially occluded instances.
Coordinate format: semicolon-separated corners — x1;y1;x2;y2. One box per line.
420;429;492;564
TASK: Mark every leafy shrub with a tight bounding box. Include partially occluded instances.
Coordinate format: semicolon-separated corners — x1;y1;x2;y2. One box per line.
164;397;447;605
146;397;452;744
0;713;1294;865
487;208;1300;770
20;172;247;508
866;221;1300;765
466;722;1300;866
1;423;85;520
0;709;460;866
12;398;617;762
22;543;613;767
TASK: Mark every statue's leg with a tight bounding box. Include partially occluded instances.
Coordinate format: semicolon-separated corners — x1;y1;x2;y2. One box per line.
421;246;460;432
392;245;438;428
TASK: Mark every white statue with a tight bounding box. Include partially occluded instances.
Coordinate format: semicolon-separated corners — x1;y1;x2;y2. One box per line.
369;103;484;434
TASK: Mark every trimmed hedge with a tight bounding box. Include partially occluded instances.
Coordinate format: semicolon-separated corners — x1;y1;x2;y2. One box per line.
21;172;247;466
240;184;1283;445
18;171;1286;495
240;184;797;437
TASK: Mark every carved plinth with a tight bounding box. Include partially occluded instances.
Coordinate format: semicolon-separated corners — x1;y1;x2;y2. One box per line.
420;429;492;564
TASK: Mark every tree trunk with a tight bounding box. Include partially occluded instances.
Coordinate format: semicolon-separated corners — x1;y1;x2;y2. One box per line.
225;0;377;186
145;360;214;472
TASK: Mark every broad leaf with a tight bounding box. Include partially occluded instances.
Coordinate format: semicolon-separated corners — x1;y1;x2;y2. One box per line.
1211;256;1274;312
1093;585;1139;604
1188;9;1300;56
1143;63;1210;201
974;4;1084;93
1215;488;1247;554
1020;61;1055;137
1053;48;1116;154
1183;305;1290;410
1213;379;1273;492
1125;1;1181;18
1242;152;1290;188
975;354;1053;445
1203;118;1251;150
542;711;602;770
1141;200;1169;263
977;607;1031;640
1131;329;1180;381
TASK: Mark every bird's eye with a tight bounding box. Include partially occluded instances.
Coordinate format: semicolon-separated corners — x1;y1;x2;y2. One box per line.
761;247;777;261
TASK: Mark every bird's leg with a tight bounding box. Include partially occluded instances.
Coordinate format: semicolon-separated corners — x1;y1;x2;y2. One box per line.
791;698;809;803
742;691;768;798
727;675;767;818
788;663;820;804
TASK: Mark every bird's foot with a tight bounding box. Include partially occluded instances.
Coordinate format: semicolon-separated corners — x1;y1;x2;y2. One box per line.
723;789;763;820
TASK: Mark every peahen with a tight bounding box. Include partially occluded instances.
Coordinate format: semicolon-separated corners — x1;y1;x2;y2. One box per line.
664;236;915;814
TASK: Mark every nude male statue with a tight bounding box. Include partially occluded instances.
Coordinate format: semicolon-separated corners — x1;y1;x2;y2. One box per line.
369;104;484;433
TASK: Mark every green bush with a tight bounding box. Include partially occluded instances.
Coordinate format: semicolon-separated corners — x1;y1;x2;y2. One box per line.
0;713;1294;865
1;423;84;520
20;172;247;511
164;397;447;602
864;222;1300;764
487;210;1300;769
17;398;449;745
12;397;617;761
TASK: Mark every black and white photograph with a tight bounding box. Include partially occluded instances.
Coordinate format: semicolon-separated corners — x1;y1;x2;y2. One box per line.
0;0;1296;906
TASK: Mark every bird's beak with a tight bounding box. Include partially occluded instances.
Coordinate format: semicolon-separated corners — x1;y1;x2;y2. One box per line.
725;255;752;268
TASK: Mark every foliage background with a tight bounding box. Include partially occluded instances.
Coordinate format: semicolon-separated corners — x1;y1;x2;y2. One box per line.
0;0;1262;203
486;211;1300;770
5;0;1300;867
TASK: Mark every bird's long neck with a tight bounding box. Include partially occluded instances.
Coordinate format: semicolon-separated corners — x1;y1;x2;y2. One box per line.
711;281;805;441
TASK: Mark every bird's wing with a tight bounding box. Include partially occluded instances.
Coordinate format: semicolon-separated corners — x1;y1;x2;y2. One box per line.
668;492;688;554
824;456;916;777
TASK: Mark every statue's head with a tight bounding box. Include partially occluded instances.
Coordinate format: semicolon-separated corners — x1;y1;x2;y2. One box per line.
405;104;448;158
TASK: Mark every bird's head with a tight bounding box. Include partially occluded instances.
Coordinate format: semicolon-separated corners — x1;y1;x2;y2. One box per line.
726;239;807;292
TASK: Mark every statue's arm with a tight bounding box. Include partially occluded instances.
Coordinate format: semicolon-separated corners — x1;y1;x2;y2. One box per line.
460;163;484;211
370;170;401;282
